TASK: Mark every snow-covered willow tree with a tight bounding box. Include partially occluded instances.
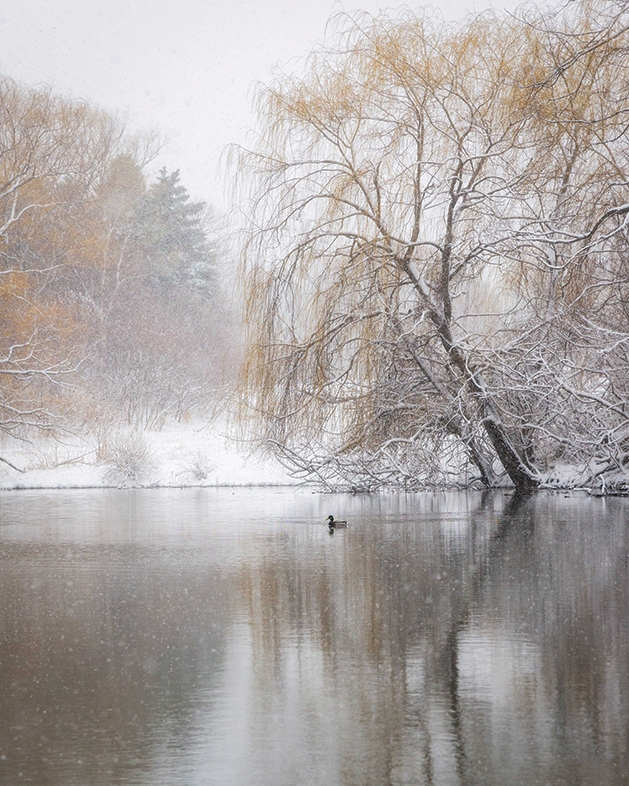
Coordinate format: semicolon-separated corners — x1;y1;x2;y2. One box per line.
234;0;629;492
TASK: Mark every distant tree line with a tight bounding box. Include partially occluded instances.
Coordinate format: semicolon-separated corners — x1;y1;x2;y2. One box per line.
235;0;629;492
0;75;231;442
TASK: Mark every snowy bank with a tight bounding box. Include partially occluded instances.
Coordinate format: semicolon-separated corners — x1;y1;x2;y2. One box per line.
0;421;296;490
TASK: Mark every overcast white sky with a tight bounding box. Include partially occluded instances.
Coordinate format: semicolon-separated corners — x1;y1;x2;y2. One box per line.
0;0;523;208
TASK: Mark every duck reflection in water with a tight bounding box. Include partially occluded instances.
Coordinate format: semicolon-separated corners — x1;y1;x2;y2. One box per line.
327;515;348;533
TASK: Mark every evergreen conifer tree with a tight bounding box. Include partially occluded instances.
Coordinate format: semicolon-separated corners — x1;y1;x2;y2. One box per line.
130;168;214;293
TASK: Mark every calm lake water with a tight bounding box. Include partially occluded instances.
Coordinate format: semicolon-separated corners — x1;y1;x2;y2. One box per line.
0;487;627;785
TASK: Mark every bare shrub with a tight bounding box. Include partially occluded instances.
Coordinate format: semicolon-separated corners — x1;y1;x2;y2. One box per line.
100;430;157;486
177;449;216;484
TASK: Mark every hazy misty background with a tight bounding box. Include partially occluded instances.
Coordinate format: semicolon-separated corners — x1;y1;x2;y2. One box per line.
0;0;523;207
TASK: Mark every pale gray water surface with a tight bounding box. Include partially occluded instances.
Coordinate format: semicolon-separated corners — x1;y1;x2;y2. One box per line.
0;488;628;785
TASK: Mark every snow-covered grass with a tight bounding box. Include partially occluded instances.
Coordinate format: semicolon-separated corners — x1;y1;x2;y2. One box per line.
0;420;296;490
3;420;629;495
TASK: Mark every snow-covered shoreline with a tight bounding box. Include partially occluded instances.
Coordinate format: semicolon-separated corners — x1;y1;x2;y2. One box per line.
3;421;628;495
0;421;296;490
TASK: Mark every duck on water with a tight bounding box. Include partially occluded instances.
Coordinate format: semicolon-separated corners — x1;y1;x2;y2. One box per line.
327;515;348;532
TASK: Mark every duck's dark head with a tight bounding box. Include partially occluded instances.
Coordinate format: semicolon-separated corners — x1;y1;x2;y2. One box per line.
327;515;334;523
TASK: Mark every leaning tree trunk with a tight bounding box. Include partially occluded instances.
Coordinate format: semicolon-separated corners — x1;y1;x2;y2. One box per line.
399;239;540;491
480;414;539;493
439;322;540;493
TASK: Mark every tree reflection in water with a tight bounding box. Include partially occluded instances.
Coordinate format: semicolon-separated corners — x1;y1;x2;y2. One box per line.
0;489;627;785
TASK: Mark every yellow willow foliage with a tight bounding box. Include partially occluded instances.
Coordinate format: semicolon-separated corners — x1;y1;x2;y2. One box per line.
234;0;629;457
237;11;524;406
